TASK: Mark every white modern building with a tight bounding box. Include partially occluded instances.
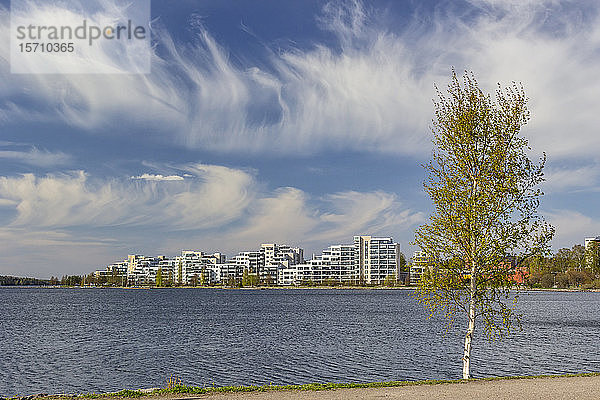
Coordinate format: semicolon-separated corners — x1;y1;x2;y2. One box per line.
277;266;298;286
93;235;404;286
94;261;128;284
282;236;401;285
410;251;429;285
354;236;401;284
260;243;304;284
127;255;172;285
322;244;357;283
294;257;326;284
233;251;264;274
217;262;242;285
174;250;225;285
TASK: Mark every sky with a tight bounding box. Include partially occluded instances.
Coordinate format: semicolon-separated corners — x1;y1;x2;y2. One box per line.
1;0;599;278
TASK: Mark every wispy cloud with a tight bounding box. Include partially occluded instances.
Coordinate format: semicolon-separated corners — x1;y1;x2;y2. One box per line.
0;1;434;155
0;146;72;167
0;164;253;230
545;209;600;249
1;1;599;160
543;164;600;192
131;174;185;181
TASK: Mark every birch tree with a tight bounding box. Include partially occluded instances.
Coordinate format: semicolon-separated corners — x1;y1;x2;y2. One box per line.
414;70;554;379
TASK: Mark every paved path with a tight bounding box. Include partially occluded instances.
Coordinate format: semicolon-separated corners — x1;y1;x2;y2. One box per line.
151;375;600;400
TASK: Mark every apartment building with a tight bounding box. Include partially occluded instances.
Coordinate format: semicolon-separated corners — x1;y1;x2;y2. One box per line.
410;251;429;285
94;235;403;286
127;255;172;285
217;261;242;284
94;261;128;284
174;250;224;285
289;237;400;285
322;244;357;282
233;251;264;279
260;243;304;283
277;266;298;286
354;236;401;284
294;257;325;284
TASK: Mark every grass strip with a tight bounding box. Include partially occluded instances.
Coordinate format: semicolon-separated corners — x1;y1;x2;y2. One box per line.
13;372;600;399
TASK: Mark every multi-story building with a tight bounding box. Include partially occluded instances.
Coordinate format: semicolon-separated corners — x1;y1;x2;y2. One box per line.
127;254;145;274
260;244;278;267
174;251;202;285
127;255;169;285
291;246;354;285
277;245;304;265
584;236;600;248
94;261;128;284
233;251;264;275
354;236;401;284
291;237;401;285
95;235;402;287
322;244;356;283
157;257;175;284
174;250;223;285
295;257;325;284
410;251;430;285
202;252;226;265
277;266;298;286
217;262;242;285
259;244;304;284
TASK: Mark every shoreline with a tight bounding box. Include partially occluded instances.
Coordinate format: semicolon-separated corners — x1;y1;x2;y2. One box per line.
7;372;600;400
3;285;598;292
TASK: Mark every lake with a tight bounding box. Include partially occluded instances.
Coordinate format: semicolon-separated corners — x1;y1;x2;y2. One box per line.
1;287;599;397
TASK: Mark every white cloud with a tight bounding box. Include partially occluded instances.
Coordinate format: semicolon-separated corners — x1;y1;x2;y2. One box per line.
0;147;72;167
315;190;424;243
543;164;600;192
0;198;18;207
451;2;600;161
0;164;422;275
160;187;424;257
0;228;121;277
546;209;600;249
0;164;254;230
131;174;184;181
2;0;599;160
0;1;435;155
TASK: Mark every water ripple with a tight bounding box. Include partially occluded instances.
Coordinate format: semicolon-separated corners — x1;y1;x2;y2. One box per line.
1;288;599;396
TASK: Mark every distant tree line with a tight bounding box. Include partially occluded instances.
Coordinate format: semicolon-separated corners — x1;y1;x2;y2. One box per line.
524;243;600;289
0;275;51;286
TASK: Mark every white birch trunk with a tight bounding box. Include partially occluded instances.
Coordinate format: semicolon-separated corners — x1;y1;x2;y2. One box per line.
462;297;476;379
463;260;477;379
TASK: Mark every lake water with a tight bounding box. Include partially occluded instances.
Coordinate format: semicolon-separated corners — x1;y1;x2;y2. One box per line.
1;288;599;397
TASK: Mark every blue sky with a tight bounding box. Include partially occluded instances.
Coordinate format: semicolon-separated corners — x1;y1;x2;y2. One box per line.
1;0;599;277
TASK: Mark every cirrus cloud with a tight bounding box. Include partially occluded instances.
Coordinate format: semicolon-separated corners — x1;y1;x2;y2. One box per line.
1;0;599;161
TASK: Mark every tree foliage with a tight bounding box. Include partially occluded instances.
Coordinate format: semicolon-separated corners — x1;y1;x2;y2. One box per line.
414;70;553;379
156;267;163;287
586;242;600;275
0;275;51;286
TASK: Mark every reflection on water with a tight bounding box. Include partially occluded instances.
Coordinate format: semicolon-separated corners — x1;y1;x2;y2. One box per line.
1;288;599;396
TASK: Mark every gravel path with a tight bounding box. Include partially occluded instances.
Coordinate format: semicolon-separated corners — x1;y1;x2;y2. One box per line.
147;375;600;400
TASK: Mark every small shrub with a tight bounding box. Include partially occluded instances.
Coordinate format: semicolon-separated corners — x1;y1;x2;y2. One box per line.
165;374;183;389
